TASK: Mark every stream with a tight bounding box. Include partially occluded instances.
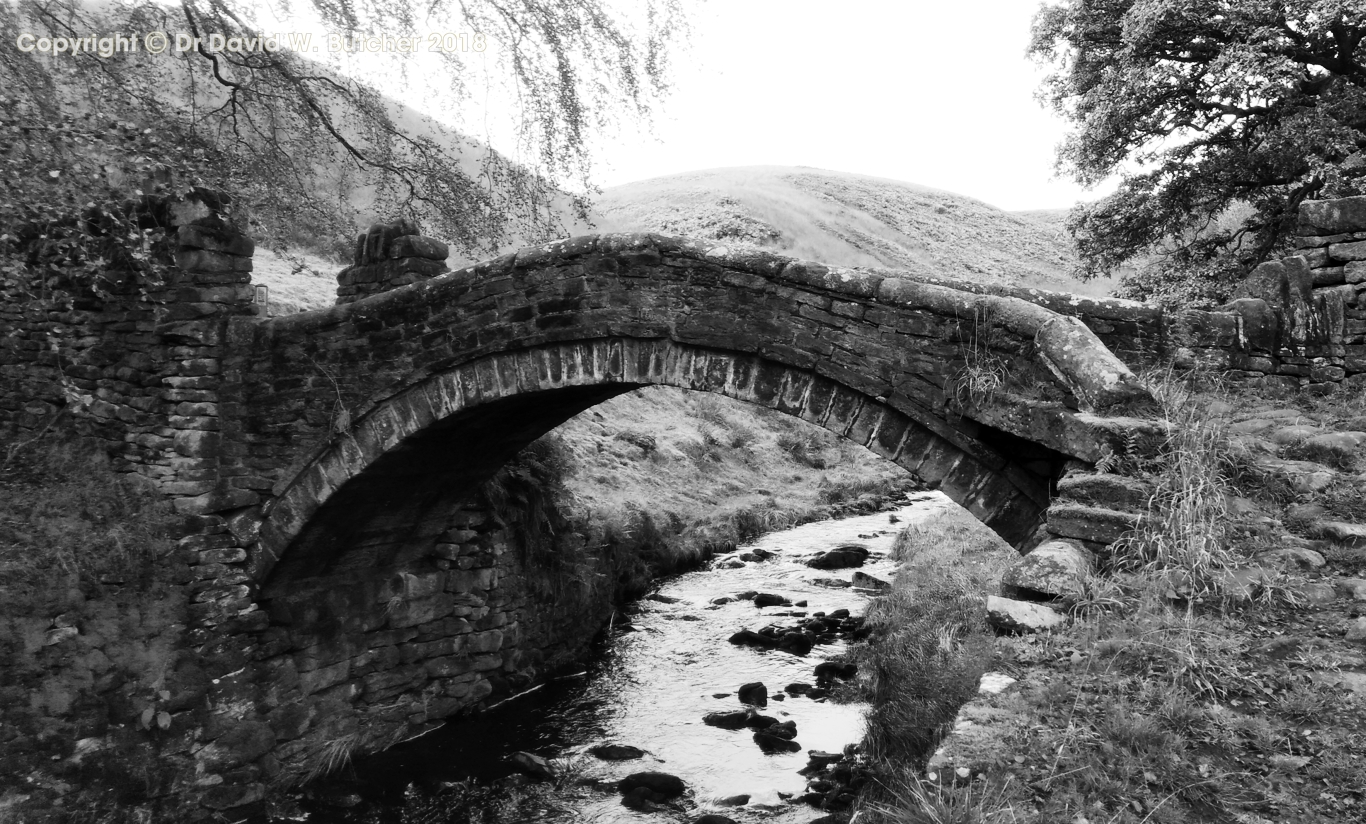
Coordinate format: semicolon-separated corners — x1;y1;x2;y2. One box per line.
294;492;955;824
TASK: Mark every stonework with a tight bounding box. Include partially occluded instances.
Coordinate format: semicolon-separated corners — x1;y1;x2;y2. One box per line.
5;193;1366;814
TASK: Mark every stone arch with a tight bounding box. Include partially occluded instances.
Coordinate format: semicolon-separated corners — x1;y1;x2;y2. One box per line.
253;336;1065;591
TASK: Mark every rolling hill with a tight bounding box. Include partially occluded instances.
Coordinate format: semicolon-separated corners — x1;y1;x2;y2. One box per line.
589;165;1115;297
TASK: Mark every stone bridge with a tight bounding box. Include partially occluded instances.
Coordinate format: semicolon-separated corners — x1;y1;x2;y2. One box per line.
3;191;1364;811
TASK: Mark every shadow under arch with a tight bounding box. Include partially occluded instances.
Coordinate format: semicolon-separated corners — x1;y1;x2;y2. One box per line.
254;336;1067;594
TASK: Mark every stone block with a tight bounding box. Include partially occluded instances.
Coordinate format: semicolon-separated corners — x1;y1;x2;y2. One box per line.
389;235;450;261
1055;473;1152;512
174;248;253;274
1330;240;1366;262
178;224;256;257
387;593;456;629
1046;503;1139;546
1300;196;1366;235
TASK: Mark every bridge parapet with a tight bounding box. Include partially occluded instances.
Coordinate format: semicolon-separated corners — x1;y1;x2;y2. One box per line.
335;220;451;304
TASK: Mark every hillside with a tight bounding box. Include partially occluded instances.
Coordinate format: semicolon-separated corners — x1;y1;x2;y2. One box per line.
590;166;1115;297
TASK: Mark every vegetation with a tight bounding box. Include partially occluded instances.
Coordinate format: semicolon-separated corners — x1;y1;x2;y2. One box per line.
0;436;187;824
0;0;688;283
850;374;1366;823
1030;2;1366;306
481;391;918;609
0;436;178;601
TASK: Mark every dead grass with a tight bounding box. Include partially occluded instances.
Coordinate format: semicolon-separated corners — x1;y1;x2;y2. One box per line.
859;375;1366;823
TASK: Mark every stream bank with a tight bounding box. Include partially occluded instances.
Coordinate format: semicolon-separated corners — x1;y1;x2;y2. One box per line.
285;497;950;824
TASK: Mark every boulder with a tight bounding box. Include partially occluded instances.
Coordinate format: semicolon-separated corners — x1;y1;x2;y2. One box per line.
1254;547;1326;571
1001;539;1093;600
506;751;555;781
986;596;1065;633
1254;457;1336;493
1346;617;1366;642
1291;581;1338;606
728;629;776;649
776;632;814;655
753;730;802;753
619;771;686;799
753;593;791;608
703;711;751;730
766;720;798;740
1313;521;1366;548
1336;578;1366;600
737;682;768;706
1270;425;1320;445
850;571;891;590
695;816;739;824
590;744;645;761
806;544;870;570
813;661;857;681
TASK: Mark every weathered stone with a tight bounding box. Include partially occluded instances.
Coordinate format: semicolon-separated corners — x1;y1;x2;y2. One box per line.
1254;547;1326;571
197;721;276;771
1001;539;1094;599
1054;473;1151;512
619;772;686;799
506;751;555;781
1046;503;1139;546
1313;521;1366;548
1329;240;1366;262
1300;196;1366;235
1337;578;1366;600
850;570;890;590
986;596;1065;633
1346;617;1366;642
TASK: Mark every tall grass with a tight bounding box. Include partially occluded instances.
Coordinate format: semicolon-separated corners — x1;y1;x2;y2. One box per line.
1109;375;1236;594
845;513;1013;822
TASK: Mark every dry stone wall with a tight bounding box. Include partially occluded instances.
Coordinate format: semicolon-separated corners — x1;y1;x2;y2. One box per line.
0;190;257;509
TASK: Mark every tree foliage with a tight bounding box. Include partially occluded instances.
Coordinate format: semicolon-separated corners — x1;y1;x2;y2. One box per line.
1031;1;1366;305
0;0;686;271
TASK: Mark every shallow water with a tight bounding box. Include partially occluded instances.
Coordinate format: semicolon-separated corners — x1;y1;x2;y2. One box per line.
302;492;955;823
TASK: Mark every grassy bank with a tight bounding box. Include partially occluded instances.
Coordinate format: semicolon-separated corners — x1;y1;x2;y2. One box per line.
841;375;1366;823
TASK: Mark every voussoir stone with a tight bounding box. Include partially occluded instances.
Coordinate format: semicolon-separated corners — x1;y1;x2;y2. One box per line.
986;596;1066;633
1001;539;1094;600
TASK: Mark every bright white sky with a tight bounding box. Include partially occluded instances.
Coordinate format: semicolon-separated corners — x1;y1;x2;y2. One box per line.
588;0;1108;211
256;0;1107;212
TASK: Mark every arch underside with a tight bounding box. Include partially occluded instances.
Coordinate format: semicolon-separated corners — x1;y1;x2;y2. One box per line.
257;337;1066;593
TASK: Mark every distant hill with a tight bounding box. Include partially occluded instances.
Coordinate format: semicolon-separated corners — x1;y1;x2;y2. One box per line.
590;166;1115;297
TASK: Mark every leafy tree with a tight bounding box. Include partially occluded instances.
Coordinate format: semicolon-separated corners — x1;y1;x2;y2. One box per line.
0;0;687;273
1030;1;1366;305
